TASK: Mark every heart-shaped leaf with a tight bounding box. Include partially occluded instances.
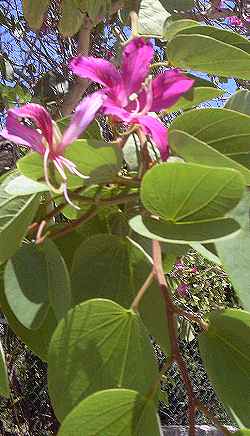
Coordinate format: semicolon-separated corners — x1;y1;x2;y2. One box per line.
48;299;159;421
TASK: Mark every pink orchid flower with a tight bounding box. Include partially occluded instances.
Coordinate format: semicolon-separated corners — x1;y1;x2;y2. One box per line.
1;94;104;207
70;37;194;160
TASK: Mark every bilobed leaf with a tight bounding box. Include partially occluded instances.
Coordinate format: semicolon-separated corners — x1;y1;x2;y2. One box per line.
71;234;171;353
0;341;10;398
48;299;159;421
58;389;161;436
225;90;250;116
141;163;244;223
130;162;244;244
0;174;40;264
199;309;250;427
169;130;250;184
22;0;50;30
167;25;250;79
169;108;250;183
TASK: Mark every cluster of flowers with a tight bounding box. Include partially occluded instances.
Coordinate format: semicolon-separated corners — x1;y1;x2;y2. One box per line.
0;37;194;205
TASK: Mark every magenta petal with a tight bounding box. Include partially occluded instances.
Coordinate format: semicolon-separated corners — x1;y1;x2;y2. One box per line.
70;56;121;89
102;97;132;121
150;70;195;112
9;103;53;146
121;37;154;96
1;112;44;153
59;93;105;151
135;115;169;160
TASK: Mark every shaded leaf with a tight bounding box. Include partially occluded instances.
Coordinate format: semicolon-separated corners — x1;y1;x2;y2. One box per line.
58;389;161;436
199;309;250;427
48;299;158;421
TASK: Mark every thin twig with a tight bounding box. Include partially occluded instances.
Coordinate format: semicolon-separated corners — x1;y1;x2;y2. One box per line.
152;240;196;436
131;270;154;311
195;401;231;436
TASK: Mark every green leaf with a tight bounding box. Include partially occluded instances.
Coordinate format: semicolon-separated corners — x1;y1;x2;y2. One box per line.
169;108;250;183
64;139;123;184
159;0;193;14
216;192;250;311
58;389;161;436
138;0;171;36
129;215;240;244
17;152;44;181
235;430;250;436
163;18;199;40
167;87;225;113
48;299;158;421
0;340;10;398
189;242;221;266
59;0;85;37
57;118;102;141
169;130;250;184
167;25;250;79
4;244;50;329
199;309;250;427
141;163;245;223
4;175;48;196
225;90;250;116
0;174;40;264
22;0;50;30
4;239;71;329
71;234;171;353
0;265;56;361
41;239;71;322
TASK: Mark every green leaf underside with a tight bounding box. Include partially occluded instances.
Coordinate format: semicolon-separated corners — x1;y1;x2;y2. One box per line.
71;234;171;353
168;30;250;79
199;309;250;427
141;163;245;223
129;215;240;244
5;175;48;196
58;389;161;436
48;299;158;421
169;108;250;182
0;174;40;264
